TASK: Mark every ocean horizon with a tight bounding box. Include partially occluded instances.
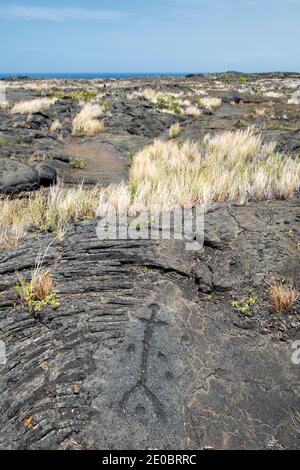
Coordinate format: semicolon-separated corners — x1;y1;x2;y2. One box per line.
0;72;188;80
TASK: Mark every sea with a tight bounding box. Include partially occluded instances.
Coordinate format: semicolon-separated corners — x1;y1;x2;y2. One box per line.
0;73;187;80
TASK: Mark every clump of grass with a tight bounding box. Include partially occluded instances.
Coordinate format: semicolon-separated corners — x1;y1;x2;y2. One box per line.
72;103;105;136
200;97;222;111
70;158;86;169
11;97;57;115
102;99;110;112
185;105;202;117
0;226;26;252
14;248;60;313
268;280;298;313
169;101;182;115
70;90;98;103
0;183;101;247
168;123;181;139
15;271;59;313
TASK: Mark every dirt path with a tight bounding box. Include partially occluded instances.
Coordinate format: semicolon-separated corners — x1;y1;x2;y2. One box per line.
62;139;129;187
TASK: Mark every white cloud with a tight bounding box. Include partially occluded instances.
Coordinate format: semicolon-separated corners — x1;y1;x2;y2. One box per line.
0;5;128;22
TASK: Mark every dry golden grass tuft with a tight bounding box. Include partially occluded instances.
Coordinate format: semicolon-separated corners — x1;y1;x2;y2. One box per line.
15;269;59;313
11;97;57;115
200;97;222;111
0;225;26;251
14;244;60;313
72;103;105;136
268;280;298;313
168;122;181;139
185;106;202;117
31;271;54;302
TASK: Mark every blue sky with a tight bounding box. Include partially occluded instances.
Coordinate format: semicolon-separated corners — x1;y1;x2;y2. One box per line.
0;0;299;73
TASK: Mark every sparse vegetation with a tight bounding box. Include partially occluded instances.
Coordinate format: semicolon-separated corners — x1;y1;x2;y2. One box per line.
268;280;298;313
231;289;257;314
1;128;300;249
70;90;98;103
123;129;300;213
128;88;184;115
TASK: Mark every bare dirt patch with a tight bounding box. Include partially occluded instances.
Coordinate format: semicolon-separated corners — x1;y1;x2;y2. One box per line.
63;139;129;186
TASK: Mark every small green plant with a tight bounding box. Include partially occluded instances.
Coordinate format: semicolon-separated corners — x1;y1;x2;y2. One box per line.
239;76;249;83
169;102;182;115
156;97;170;110
284;228;294;238
74;125;86;136
129;181;138;200
235;119;248;128
102;100;110;112
14;271;60;313
204;294;214;301
128;150;135;165
224;74;233;84
70;90;98;103
70;159;86;169
0;137;6;145
252;84;263;94
135;223;142;231
231;289;257;314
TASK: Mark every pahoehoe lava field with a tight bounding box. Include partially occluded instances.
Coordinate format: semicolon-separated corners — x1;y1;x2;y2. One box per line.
0;72;299;449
